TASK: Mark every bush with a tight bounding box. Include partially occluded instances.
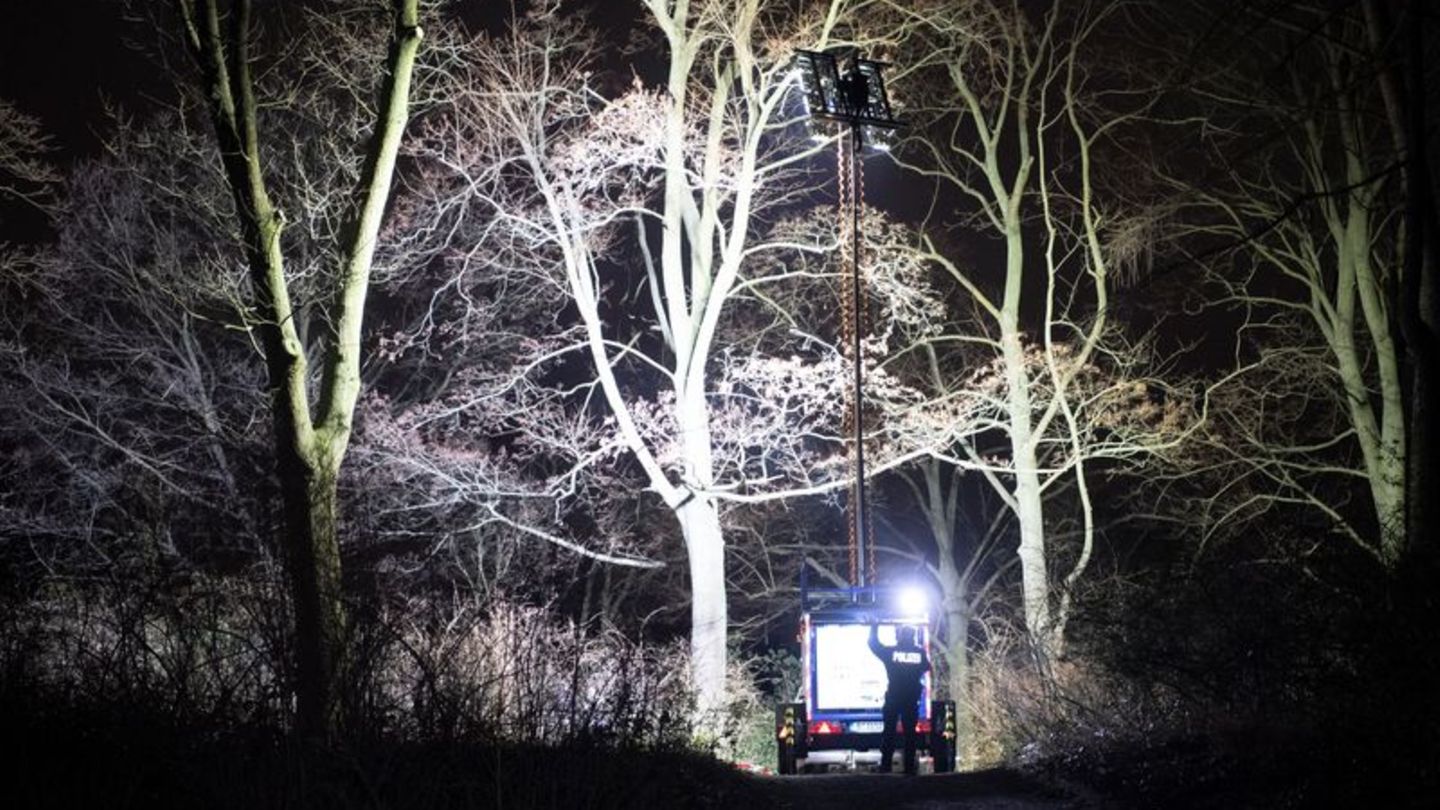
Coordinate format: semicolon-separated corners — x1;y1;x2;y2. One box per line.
0;568;700;749
0;566;787;808
718;646;801;769
351;600;694;746
1;569;291;727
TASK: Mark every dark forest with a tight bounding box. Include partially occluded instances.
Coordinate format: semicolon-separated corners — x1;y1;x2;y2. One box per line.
0;1;1436;808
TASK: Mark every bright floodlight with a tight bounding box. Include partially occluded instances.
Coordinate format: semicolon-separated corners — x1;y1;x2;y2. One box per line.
898;586;928;617
792;48;900;149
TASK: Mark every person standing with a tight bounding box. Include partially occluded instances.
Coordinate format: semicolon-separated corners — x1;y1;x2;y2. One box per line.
867;619;929;775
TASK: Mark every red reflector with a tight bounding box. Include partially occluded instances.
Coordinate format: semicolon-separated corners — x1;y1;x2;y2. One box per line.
916;720;931;734
808;720;842;734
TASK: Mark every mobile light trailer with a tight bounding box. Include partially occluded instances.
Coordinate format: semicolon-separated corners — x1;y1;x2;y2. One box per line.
775;583;958;774
773;46;957;775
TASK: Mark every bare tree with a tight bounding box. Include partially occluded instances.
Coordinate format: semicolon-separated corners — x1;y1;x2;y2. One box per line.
1160;1;1431;567
0;99;58;279
171;0;423;737
1;118;269;574
385;0;937;721
893;459;1013;746
0;100;58;212
879;0;1181;657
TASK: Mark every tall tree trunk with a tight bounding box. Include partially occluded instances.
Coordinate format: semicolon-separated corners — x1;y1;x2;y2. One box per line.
1012;452;1052;654
280;448;346;737
674;385;728;723
1363;0;1438;561
1003;323;1053;654
914;459;977;761
943;604;972;753
935;530;973;754
678;496;727;723
921;461;973;745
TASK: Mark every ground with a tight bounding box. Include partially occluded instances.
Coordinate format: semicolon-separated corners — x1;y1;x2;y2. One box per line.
762;769;1093;810
5;697;1433;809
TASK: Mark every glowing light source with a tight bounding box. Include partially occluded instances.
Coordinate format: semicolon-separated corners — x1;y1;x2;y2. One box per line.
898;586;928;617
791;48;900;149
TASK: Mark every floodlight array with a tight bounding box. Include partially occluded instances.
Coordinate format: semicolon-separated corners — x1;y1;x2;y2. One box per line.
793;49;900;149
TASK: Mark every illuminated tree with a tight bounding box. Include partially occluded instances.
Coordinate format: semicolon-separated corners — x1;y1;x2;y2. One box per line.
384;0;942;720
0;99;58;215
1160;1;1435;567
891;459;1012;745
170;0;423;737
880;0;1183;657
1;119;269;572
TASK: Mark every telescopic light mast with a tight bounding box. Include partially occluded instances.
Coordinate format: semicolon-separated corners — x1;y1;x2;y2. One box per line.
792;49;901;588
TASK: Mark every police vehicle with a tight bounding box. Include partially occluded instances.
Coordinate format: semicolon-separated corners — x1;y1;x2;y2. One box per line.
775;581;957;774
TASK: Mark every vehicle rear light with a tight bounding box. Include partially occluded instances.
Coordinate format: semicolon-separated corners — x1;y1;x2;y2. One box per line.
916;720;931;734
808;720;843;735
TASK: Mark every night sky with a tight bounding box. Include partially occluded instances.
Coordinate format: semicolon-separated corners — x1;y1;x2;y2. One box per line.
1;3;165;156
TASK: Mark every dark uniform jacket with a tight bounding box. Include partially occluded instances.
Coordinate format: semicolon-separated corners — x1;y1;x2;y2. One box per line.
868;626;929;698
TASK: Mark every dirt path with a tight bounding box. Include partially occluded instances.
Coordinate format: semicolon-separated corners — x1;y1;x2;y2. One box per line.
756;768;1102;810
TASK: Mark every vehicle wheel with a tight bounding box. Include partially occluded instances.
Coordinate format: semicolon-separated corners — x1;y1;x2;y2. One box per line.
931;736;953;773
778;738;797;775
